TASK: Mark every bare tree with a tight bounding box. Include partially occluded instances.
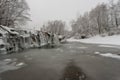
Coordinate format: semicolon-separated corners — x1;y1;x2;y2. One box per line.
90;3;109;34
71;20;79;33
109;0;120;27
71;13;90;35
79;12;90;36
0;0;30;27
43;20;66;35
115;0;120;26
71;3;110;36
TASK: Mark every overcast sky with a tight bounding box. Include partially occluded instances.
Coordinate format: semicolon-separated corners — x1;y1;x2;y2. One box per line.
26;0;109;30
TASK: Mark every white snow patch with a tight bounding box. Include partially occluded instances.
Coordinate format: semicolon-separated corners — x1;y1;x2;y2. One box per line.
94;52;120;60
99;45;116;48
0;58;22;73
3;59;12;62
94;52;101;54
41;43;47;46
56;48;63;52
0;64;19;73
3;58;17;63
77;47;87;49
100;53;120;59
67;35;120;46
16;62;25;67
67;38;82;42
98;45;120;48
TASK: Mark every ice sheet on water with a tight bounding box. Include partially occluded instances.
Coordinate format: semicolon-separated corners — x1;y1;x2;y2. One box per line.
100;53;120;59
3;59;12;62
98;45;120;48
77;47;87;49
0;61;19;73
3;58;17;62
94;52;101;54
94;52;120;60
0;58;26;74
16;62;25;67
56;48;63;52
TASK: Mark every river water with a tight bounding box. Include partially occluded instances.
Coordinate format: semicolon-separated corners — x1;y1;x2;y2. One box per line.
0;42;120;80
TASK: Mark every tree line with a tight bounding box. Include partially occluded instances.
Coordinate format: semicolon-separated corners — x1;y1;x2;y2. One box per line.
0;0;30;27
71;0;120;37
41;20;66;35
1;0;120;37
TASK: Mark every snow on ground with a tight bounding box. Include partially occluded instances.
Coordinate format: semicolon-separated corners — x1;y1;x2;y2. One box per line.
98;45;117;48
100;53;120;59
67;35;120;46
98;45;120;48
94;52;120;60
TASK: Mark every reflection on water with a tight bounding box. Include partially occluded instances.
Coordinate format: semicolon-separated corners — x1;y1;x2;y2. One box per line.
61;60;86;80
40;43;61;49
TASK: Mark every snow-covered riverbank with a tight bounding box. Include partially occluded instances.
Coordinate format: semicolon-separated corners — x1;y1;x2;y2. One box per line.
67;35;120;46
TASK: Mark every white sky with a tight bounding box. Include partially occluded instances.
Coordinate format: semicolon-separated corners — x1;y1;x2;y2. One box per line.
26;0;109;30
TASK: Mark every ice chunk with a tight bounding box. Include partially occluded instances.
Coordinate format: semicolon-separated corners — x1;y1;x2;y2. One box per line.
94;52;100;54
16;62;25;67
100;53;120;59
4;59;12;62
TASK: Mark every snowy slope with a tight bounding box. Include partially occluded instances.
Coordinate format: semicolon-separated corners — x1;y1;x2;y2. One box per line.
67;35;120;45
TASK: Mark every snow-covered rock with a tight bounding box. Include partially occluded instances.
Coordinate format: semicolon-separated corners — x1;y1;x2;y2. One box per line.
0;25;19;35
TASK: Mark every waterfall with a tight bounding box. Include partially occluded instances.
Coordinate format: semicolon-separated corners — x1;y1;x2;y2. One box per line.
53;34;60;45
39;32;48;47
39;32;60;48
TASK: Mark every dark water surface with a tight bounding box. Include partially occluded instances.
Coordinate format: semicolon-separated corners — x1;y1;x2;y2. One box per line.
0;42;120;80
